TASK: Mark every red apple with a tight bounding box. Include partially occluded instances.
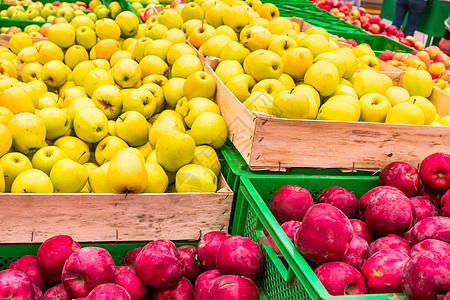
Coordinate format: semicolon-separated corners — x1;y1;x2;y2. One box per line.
342;235;369;271
390;35;400;42
425;45;443;59
61;247;116;298
178;245;201;283
216;236;264;281
209;275;258;300
445;292;450;300
400;38;411;46
350;219;374;244
362;22;371;31
410;216;450;244
405;36;416;46
5;26;22;35
33;283;43;300
409;196;438;221
114;266;147;300
323;4;332;11
369;14;381;24
339;6;350;15
170;0;186;8
36;235;81;283
360;15;369;24
280;220;302;243
193;270;221;300
43;284;70;299
369;234;411;256
336;12;346;18
53;1;61;6
396;31;404;38
86;283;131;300
424;59;434;69
414;42;425;51
379;22;386;31
267;185;314;224
416;50;431;61
197;231;231;270
358;186;405;220
346;39;358;47
401;250;450;299
0;269;35;299
314;262;367;295
317;186;359;218
441;189;450;217
365;188;416;236
358;7;366;15
386;25;398;34
351;20;361;27
440;69;450;81
39;23;52;37
153;277;193;300
410;239;450;257
378;161;420;197
52;17;69;24
379;50;394;61
369;24;381;34
8;255;50;293
294;203;353;262
121;247;142;268
419;152;450;192
417;183;442;207
434;53;450;68
362;249;409;293
135;240;184;288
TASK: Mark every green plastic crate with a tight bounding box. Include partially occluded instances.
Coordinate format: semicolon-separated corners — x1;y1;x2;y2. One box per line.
233;174;408;299
0;17;49;30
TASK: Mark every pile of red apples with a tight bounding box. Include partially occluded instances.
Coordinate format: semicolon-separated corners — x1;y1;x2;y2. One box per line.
0;231;264;299
379;46;450;90
267;152;450;299
314;0;422;50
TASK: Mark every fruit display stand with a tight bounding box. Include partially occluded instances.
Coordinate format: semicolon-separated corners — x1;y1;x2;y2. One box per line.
231;174;410;299
0;175;232;243
205;59;450;172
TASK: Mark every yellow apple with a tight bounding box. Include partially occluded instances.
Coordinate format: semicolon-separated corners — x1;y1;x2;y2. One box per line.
36;107;71;140
84;68;115;97
11;169;53;193
385;102;425;125
47;23;76;48
50;158;87;193
407;96;436;125
95;18;121;40
54;136;90;164
73;108;108;143
111;58;142;89
359;93;392;123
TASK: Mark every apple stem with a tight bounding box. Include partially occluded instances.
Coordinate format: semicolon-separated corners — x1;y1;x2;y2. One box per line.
290;88;294;94
77;151;86;162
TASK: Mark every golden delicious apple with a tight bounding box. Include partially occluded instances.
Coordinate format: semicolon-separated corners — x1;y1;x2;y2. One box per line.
35;41;64;65
0;107;14;126
31;146;68;175
116;11;140;37
47;23;76;49
166;43;197;65
219;41;250;64
11;169;53;193
215;25;238;41
268;35;297;57
357;55;380;71
334;48;358;79
273;89;310;119
240;25;272;52
298;34;331;58
9;32;33;54
95;18;121;40
140;83;166;113
0;59;17;79
266;17;296;34
252;78;286;97
21;63;42;83
407;96;436;125
74;108;108;143
314;52;346;78
146;23;169;40
0;123;12;157
226;74;256;102
385;102;425;125
17;46;38;64
353;44;375;58
184;71;216;100
304;60;339;97
149;110;186;147
71;15;95;29
95;135;128;165
248;50;283;81
171;54;203;79
183;97;220;128
133;37;154;62
111;58;142;89
175;164;217;192
64;45;89;70
94;39;121;61
0;166;4;193
91;85;123;120
162;28;186;44
281;47;313;81
205;5;225;28
293;84;320;119
36;107;71;140
146;150;157;163
402;70;433;98
243;91;274;114
50;158;88;193
8;113;46;154
163;77;186;108
190;145;221;176
139;55;169;78
72;61;97;86
136;141;152;159
107;148;148;193
41;60;68;88
54;136;90;164
190;112;227;149
317;101;360;121
157;9;184;29
155;130;195;172
353;69;387;98
181;19;203;37
256;3;279;20
66;97;96;121
143;162;169;193
88;161;112;193
386;86;410;106
122;88;156;119
84;69;115;97
13;82;39;108
115;110;149;146
144;39;173;62
215;60;245;84
199;34;232;58
358;93;392;123
110;50;133;67
181;2;204;21
222;5;249;32
0;152;33;192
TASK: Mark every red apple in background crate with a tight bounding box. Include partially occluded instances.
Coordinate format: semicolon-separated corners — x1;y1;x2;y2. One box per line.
114;266;147;300
193;270;221;300
314;262;367;295
341;235;369;271
368;234;411;256
350;219;373;244
410;239;450;257
409;196;438;221
420;152;450;192
267;185;313;224
208;275;259;300
0;269;35;299
86;283;131;300
153;277;193;300
7;255;50;292
410;216;450;244
43;284;70;299
121;247;142;269
378;161;420;197
316;186;359;218
177;245;201;283
197;231;231;270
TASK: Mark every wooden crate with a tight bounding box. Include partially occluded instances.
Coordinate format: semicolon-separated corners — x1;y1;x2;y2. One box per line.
205;61;450;172
0;175;233;244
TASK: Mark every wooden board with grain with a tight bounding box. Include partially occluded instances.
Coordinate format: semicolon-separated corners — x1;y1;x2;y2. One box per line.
0;175;233;244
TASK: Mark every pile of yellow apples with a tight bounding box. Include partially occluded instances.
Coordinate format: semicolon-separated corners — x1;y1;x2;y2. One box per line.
0;10;228;194
147;0;448;126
